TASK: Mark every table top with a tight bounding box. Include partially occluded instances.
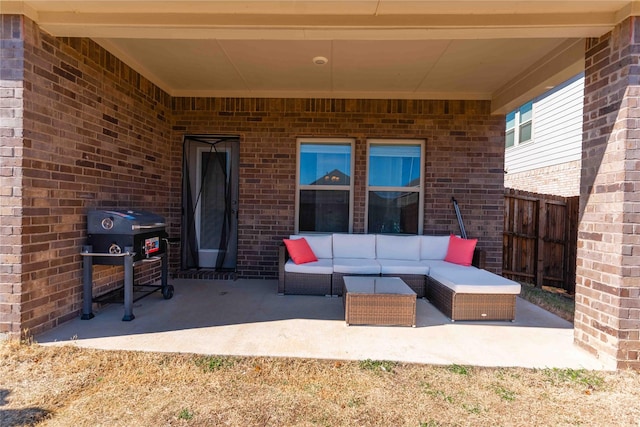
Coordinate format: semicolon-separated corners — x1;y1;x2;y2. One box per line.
343;276;416;296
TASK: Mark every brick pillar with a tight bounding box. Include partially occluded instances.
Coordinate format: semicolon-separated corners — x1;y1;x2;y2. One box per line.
577;17;640;369
0;15;24;337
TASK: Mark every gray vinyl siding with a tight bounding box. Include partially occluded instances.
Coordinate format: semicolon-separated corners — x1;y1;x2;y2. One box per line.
505;73;584;174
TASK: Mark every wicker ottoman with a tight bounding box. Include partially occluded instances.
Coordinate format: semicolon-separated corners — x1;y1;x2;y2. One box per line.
343;276;417;327
425;267;521;322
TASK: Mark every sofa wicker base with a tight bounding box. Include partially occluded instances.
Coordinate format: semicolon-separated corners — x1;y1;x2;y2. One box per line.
332;272;380;296
381;274;425;298
426;276;516;322
279;272;332;296
334;273;424;297
278;243;333;296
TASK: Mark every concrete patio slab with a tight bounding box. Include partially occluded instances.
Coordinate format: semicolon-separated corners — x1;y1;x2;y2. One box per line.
37;279;608;370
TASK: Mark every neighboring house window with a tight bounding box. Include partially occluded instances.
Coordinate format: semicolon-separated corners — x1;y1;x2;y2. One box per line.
505;101;533;148
366;139;424;234
296;138;354;233
506;111;516;148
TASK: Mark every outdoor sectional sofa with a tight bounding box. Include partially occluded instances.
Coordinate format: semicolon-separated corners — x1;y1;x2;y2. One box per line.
278;233;522;321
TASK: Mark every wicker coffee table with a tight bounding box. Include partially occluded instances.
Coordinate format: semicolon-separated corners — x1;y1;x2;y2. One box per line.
343;276;417;327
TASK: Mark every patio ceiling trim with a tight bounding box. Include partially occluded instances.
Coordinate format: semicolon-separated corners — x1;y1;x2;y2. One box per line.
15;12;622;40
4;1;640;112
491;39;585;114
4;0;632;40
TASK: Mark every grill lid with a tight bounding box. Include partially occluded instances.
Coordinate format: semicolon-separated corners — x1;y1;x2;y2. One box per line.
87;209;166;234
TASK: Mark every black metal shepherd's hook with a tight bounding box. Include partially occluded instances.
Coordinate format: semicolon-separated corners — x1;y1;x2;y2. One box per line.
452;197;468;239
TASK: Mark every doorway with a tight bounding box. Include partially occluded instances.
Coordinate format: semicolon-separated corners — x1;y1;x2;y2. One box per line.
182;136;239;270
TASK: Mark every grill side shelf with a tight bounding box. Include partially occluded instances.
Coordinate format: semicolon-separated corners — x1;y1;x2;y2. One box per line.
80;251;136;257
132;223;166;230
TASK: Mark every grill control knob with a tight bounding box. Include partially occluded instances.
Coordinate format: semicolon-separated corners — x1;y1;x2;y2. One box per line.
108;243;122;254
101;217;114;230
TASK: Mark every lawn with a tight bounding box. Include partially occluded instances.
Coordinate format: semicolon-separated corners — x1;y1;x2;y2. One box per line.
518;282;575;323
1;340;639;426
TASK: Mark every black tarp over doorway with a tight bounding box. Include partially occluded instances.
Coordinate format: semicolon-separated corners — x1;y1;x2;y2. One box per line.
182;136;239;270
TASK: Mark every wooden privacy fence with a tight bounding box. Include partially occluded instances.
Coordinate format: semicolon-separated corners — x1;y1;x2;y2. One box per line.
503;188;579;294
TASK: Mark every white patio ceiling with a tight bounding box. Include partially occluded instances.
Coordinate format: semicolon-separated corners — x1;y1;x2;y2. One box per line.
4;1;639;113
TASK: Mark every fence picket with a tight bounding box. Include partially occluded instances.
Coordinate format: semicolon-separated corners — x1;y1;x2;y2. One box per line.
503;188;578;294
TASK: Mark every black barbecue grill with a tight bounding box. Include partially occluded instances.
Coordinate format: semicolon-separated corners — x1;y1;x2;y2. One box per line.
81;209;175;321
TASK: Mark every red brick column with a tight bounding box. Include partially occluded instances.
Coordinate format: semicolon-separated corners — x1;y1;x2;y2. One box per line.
0;15;24;337
577;17;640;369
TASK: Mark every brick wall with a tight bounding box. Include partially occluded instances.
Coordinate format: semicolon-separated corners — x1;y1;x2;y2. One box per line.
6;16;176;335
578;18;640;369
172;98;507;278
0;15;24;335
504;160;581;197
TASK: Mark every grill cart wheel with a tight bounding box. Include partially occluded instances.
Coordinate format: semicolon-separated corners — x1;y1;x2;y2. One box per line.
163;284;174;300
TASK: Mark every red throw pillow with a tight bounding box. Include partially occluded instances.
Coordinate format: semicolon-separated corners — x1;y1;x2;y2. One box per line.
444;235;477;266
283;238;318;265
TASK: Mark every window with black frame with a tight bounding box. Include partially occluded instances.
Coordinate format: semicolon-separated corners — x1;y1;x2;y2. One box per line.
296;139;354;233
366;140;424;234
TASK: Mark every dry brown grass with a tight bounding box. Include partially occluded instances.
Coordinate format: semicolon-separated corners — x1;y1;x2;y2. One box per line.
1;339;639;427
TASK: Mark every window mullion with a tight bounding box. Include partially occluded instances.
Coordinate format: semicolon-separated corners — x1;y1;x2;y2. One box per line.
300;185;351;191
369;186;420;192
